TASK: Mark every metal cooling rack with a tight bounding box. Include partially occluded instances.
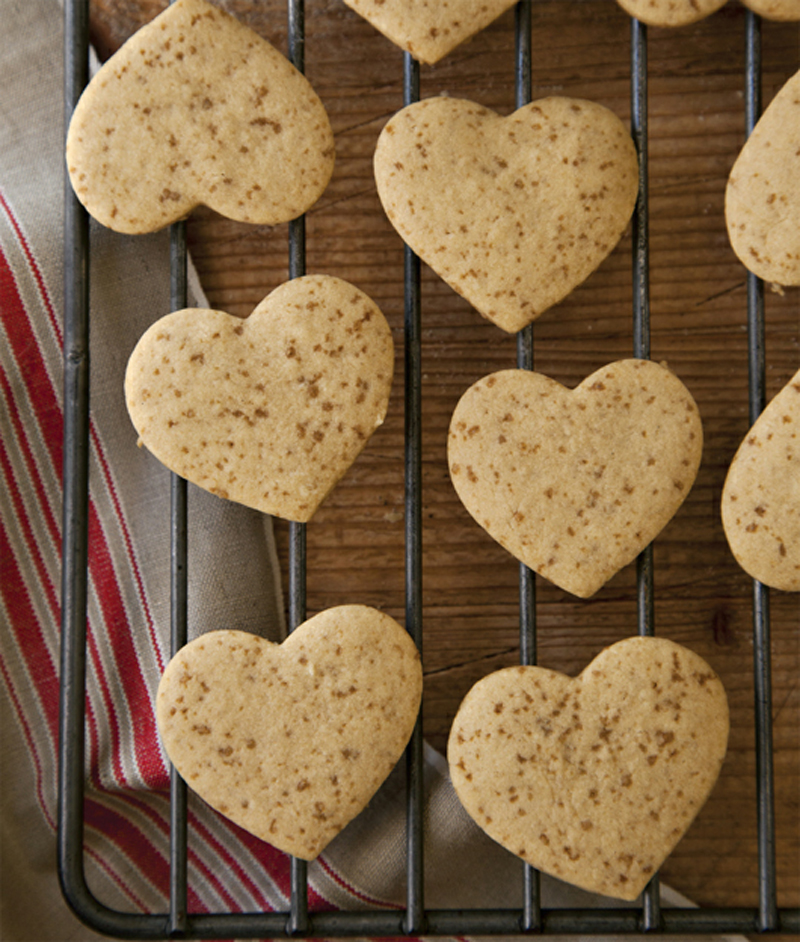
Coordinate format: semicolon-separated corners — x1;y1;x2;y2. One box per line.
59;0;800;936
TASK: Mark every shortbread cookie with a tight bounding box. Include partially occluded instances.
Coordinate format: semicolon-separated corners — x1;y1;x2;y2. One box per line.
125;275;394;522
448;360;703;597
614;0;727;26
374;96;638;333
721;369;800;591
157;606;422;859
66;0;334;233
343;0;517;64
725;69;800;287
740;0;800;19
448;636;729;901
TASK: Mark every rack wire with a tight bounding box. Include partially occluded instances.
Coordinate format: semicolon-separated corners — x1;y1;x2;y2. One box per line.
58;0;799;937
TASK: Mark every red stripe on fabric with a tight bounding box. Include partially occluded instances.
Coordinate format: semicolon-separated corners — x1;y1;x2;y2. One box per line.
187;811;285;912
0;240;166;792
105;791;245;914
0;254;63;471
86;796;241;942
86;501;166;790
1;189;163;674
0;396;60;627
0;244;130;788
83;795;204;913
84;842;151;914
84;696;103;797
89;430;165;675
0;368;61;548
225;824;295;903
0;424;108;794
85;630;128;788
0;201;166;791
0;189;61;342
112;789;339;915
0;512;60;740
216;822;331;912
316;852;401;910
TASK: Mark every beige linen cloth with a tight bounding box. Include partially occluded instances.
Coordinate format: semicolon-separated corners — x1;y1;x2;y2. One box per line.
0;1;742;939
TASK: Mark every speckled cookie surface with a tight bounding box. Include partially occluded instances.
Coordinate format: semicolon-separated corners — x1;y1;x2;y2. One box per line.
721;369;800;591
125;275;394;522
740;0;800;19
447;360;703;597
614;0;726;26
374;96;638;334
448;636;729;901
157;606;422;860
66;0;334;233
343;0;517;64
725;69;800;287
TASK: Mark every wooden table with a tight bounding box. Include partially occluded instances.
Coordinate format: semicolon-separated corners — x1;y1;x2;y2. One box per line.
90;0;798;916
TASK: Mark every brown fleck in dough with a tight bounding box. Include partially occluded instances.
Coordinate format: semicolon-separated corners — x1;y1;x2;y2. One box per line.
374;96;638;333
157;606;422;860
342;0;518;64
125;275;394;522
614;0;726;26
447;636;729;901
721;368;800;591
66;0;334;233
447;359;703;597
725;68;800;288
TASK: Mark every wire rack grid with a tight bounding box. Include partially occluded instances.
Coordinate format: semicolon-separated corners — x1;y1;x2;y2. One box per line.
59;0;799;937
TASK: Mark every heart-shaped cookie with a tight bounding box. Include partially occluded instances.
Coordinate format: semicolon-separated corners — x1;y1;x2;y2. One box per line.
721;368;800;591
66;0;334;234
157;605;422;859
725;68;800;287
448;636;729;901
374;96;638;333
614;0;727;27
343;0;518;65
125;275;394;522
448;360;703;597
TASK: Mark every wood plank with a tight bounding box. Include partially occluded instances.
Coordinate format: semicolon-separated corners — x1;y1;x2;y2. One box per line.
90;0;799;913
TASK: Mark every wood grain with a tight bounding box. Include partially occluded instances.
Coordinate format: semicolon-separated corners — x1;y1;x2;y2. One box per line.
90;0;799;914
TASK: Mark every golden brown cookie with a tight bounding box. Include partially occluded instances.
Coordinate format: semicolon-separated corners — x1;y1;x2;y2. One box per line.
125;275;394;522
157;606;422;859
374;96;638;333
721;369;800;591
447;360;703;597
740;0;800;20
448;636;729;901
614;0;727;26
725;68;800;287
343;0;518;64
66;0;334;233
